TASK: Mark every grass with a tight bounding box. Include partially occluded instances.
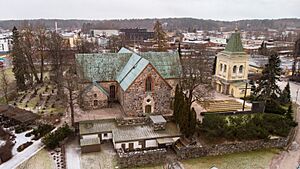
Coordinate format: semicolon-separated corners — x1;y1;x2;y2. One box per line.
134;149;280;169
16;148;54;169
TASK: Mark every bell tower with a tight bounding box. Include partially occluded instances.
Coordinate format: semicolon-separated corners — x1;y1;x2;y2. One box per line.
214;29;250;98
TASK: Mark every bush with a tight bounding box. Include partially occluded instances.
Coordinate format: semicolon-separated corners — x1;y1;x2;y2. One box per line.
200;113;296;141
17;141;33;152
42;123;73;149
30;124;55;140
0;140;13;162
265;99;287;115
15;125;31;134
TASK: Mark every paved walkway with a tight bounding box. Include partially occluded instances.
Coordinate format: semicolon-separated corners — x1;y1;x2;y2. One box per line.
65;137;81;169
269;81;300;169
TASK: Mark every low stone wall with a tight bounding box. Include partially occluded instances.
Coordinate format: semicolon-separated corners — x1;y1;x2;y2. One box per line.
117;148;167;168
175;137;288;160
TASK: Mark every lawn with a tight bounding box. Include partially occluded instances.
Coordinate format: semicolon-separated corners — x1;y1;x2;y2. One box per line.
16;148;54;169
134;149;280;169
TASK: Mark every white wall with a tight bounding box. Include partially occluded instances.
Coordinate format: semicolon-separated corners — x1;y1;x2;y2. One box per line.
101;133;113;140
145;139;158;148
82;134;99;139
114;141;143;150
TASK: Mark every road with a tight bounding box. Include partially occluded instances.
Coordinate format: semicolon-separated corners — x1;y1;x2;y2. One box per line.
270;81;300;169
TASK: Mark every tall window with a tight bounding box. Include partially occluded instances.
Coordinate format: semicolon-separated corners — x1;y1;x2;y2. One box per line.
233;65;237;73
146;76;152;91
224;64;227;73
220;64;223;72
145;105;152;113
94;100;98;106
239;65;243;73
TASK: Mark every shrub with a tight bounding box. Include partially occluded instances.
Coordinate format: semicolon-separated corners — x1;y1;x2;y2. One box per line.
30;124;55;140
200;113;296;141
17;141;33;152
0;140;13;162
42;123;73;149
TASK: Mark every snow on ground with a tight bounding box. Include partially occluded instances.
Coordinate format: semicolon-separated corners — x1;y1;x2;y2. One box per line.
0;139;5;147
0;130;44;169
65;138;81;169
12;130;33;155
0;140;44;169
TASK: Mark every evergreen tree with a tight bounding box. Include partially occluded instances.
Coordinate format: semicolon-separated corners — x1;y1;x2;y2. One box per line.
173;84;180;123
255;51;281;101
279;82;291;105
153;21;167;51
286;104;293;120
11;27;27;91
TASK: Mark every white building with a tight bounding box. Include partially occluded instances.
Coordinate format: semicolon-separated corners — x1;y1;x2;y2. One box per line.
91;29;119;37
0;32;12;53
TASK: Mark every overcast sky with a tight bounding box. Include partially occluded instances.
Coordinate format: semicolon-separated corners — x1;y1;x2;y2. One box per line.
1;0;299;21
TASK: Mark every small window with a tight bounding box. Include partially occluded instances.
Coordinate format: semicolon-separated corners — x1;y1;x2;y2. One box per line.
145;105;152;113
233;65;237;73
146;76;152;92
103;133;108;137
224;64;227;73
94;94;97;98
94;100;98;106
121;144;126;150
239;65;243;73
220;64;223;72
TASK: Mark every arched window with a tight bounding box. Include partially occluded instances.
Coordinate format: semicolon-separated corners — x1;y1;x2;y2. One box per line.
224;64;227;73
220;64;223;72
233;65;237;73
239;65;243;73
146;76;152;92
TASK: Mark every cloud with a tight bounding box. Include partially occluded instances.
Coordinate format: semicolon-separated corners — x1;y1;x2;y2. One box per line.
0;0;299;20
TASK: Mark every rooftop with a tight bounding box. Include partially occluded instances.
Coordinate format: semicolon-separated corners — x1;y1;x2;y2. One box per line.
223;30;245;54
150;115;166;124
79;119;181;143
75;48;182;82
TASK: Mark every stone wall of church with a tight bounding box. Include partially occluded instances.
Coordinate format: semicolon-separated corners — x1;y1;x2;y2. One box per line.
122;64;172;116
81;85;108;110
165;79;179;96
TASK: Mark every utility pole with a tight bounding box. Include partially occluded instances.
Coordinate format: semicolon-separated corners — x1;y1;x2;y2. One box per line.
296;88;300;103
242;81;248;111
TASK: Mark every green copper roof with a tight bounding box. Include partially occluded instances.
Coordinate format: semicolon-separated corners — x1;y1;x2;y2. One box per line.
224;31;244;53
82;81;109;96
75;49;181;82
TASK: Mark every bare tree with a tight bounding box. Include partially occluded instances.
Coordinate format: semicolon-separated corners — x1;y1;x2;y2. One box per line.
47;31;70;97
20;26;41;84
180;49;214;108
64;66;79;127
35;25;48;83
0;68;9;104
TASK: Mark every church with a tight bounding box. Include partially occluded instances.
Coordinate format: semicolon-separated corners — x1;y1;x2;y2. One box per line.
75;48;181;117
213;29;251;98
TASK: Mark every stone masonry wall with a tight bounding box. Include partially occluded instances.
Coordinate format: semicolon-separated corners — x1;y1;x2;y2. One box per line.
175;137;288;160
81;85;108;110
117;148;167;168
123;64;172;116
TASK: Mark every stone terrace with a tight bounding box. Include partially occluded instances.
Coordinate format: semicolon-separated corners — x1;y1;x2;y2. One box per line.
74;103;125;122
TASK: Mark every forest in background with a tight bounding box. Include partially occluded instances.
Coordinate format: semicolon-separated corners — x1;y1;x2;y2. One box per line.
0;18;300;32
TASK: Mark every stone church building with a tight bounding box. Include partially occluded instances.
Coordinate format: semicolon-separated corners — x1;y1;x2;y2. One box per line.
213;30;251;98
76;48;181;117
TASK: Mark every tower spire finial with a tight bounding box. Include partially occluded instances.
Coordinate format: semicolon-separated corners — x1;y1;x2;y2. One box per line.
235;22;239;32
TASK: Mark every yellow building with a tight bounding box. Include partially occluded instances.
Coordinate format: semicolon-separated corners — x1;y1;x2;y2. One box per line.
214;30;251;98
